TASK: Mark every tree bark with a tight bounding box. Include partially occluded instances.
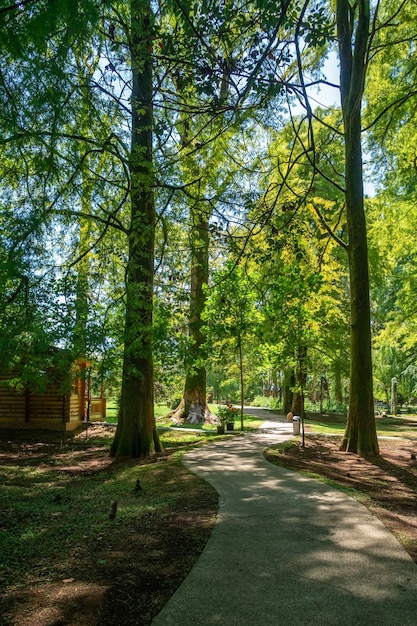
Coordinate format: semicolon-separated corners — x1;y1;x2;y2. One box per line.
169;57;233;426
290;344;307;418
337;0;379;455
169;116;214;424
239;338;244;431
74;165;91;360
180;211;211;423
73;64;94;360
282;368;294;414
111;0;162;458
171;206;216;424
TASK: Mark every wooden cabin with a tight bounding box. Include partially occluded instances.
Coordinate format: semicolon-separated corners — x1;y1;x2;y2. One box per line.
0;357;106;431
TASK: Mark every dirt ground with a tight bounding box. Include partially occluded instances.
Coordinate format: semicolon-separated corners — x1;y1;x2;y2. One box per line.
1;428;417;625
0;427;218;626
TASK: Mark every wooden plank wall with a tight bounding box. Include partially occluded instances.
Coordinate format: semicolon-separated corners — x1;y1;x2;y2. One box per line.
0;380;26;422
69;393;83;423
0;378;75;426
28;393;66;422
89;398;107;421
0;362;105;428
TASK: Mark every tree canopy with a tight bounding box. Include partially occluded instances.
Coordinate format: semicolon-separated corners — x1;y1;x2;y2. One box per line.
1;0;417;457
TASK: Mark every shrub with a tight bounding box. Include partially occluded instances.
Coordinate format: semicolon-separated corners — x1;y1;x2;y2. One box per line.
167;395;183;410
217;404;238;424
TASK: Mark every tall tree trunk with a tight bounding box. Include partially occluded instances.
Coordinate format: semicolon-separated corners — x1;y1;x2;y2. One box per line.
239;338;244;431
170;133;214;425
170;57;232;425
282;368;294;414
74;64;94;361
111;0;162;458
182;206;212;423
337;0;378;456
172;205;213;423
74;174;91;360
290;344;307;418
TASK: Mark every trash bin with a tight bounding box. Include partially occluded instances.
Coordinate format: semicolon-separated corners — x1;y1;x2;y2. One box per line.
292;416;301;435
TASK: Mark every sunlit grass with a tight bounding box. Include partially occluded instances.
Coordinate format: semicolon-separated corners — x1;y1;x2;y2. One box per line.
156;410;264;432
103;398;118;422
304;420;345;435
305;414;417;439
104;400;264;431
98;400;169;424
102;399;417;439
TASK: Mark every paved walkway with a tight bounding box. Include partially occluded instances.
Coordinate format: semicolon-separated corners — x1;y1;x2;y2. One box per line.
152;414;417;625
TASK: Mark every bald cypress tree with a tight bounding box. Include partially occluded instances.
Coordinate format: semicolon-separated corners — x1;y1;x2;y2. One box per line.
110;0;162;457
336;0;379;456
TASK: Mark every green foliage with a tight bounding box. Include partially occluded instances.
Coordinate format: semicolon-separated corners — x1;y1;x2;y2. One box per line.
216;404;238;424
167;394;183;411
265;439;298;457
252;395;282;410
1;0;417;452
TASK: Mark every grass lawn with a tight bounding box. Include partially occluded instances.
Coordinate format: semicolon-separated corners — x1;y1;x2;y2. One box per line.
97;401;171;424
305;412;417;438
156;405;264;432
103;399;264;431
105;400;417;437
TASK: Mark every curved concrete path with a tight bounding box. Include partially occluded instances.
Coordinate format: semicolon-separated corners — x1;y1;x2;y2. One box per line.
152;417;417;625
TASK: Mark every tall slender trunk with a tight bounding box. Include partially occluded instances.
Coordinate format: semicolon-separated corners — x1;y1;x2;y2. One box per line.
239;338;244;431
337;0;378;455
111;0;161;458
282;368;294;414
74;64;94;360
74;183;91;359
181;206;211;422
290;344;307;418
171;129;213;425
170;53;233;425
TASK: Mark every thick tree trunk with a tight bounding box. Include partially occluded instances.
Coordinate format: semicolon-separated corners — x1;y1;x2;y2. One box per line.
73;68;94;360
282;368;294;414
184;208;209;420
290;392;304;417
171;208;216;424
337;0;378;456
169;97;214;425
170;62;232;426
111;0;162;458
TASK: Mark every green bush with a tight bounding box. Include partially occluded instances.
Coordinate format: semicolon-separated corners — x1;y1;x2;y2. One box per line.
217;404;238;424
167;395;183;410
252;395;282;410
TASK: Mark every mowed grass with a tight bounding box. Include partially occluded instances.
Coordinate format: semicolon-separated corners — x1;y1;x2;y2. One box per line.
305;412;417;438
103;400;264;431
105;399;417;437
95;401;171;423
156;407;264;432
